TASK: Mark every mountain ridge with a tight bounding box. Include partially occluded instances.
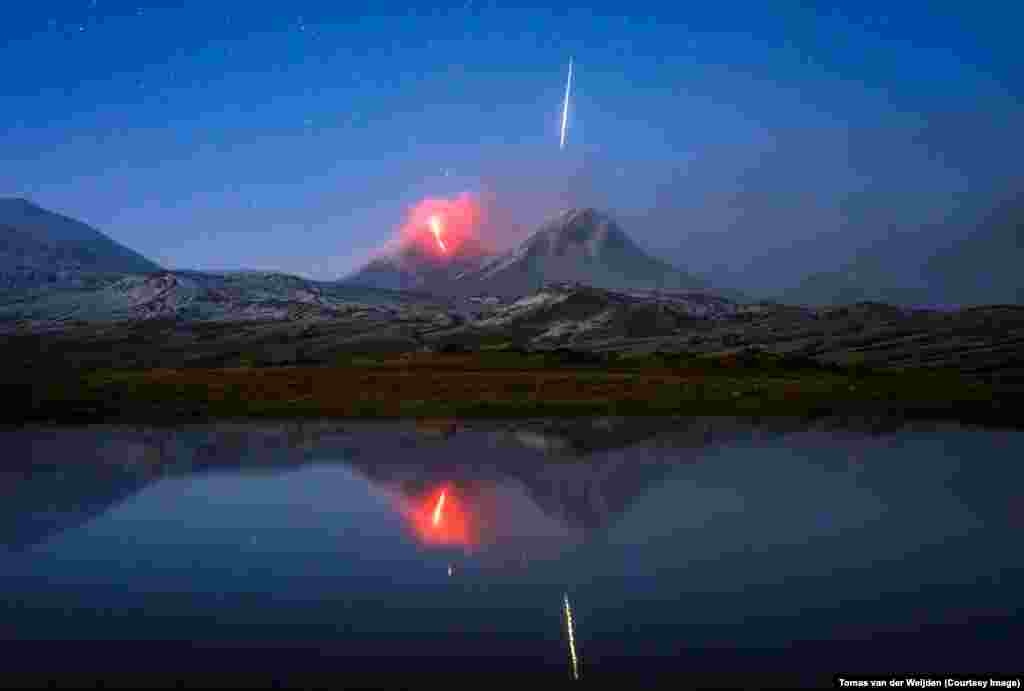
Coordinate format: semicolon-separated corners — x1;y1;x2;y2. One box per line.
0;198;161;289
341;207;732;300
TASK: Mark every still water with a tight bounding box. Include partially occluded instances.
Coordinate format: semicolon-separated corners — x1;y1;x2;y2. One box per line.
2;417;1022;686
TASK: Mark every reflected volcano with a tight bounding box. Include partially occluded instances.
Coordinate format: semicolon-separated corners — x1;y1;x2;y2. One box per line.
4;417;709;553
3;418;1022;685
2;415;945;555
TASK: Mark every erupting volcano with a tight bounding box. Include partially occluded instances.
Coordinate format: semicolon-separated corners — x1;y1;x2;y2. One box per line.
428;215;447;253
342;193;492;292
397;193;485;260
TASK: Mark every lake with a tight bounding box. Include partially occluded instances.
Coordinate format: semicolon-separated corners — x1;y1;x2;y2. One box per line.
3;417;1022;687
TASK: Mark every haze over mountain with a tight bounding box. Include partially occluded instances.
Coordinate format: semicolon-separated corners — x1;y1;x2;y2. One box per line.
0;198;161;289
778;192;1024;307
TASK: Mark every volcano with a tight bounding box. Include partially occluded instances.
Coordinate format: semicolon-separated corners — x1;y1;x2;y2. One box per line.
341;194;492;293
341;235;491;293
454;208;713;298
343;207;721;299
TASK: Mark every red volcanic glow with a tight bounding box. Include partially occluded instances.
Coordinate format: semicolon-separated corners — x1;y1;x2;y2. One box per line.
406;485;474;548
428;215;447;253
396;193;484;257
432;488;447;526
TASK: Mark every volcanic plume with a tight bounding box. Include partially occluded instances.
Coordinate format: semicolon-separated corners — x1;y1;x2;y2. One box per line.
391;193;489;260
343;193;493;292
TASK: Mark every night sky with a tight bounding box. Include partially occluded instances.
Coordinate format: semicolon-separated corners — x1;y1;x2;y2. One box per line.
2;2;1021;289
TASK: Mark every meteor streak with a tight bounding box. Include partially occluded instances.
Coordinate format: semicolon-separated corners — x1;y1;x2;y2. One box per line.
432;488;447;527
560;57;573;150
428;215;448;253
563;593;579;680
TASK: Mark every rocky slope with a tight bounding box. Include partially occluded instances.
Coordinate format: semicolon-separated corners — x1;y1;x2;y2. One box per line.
3;279;1022;384
425;282;739;349
0;270;448;333
0;198;161;289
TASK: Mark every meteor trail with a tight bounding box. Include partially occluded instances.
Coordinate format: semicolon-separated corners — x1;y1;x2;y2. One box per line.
563;593;579;679
560;57;573;150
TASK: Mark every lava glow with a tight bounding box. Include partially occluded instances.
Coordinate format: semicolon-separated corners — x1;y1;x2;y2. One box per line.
432;488;447;526
428;215;448;253
393;193;485;258
404;485;474;548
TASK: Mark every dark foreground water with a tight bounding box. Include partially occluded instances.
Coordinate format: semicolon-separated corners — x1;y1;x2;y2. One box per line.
2;417;1022;687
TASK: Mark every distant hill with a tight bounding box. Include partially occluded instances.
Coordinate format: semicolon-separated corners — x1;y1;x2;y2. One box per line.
422;282;741;351
0;198;161;289
0;269;448;330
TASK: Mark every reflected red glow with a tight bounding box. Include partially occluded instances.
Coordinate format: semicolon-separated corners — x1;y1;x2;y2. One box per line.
405;485;475;547
432;488;447;526
395;194;484;258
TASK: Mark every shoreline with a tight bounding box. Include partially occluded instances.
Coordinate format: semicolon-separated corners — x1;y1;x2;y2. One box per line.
10;354;1023;429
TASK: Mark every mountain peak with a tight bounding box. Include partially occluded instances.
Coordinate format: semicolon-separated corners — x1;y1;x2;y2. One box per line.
547;207;614;234
452;208;711;298
0;200;162;288
558;206;600;222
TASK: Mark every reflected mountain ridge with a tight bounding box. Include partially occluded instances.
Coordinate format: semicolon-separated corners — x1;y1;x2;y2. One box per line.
6;415;941;553
4;418;1023;686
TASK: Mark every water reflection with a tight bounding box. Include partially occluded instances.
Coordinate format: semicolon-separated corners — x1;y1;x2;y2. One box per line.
403;484;474;549
4;415;1019;557
3;417;1023;683
564;592;580;680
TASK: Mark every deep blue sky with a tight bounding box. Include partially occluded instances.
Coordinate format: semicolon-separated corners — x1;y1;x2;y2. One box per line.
2;2;1021;285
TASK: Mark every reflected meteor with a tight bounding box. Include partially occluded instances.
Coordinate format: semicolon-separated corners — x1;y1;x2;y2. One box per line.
563;592;579;680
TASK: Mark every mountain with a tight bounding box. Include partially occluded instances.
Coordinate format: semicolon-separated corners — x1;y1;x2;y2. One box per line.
425;282;740;351
780;194;1024;308
342;208;739;301
0;198;161;289
341;229;491;293
452;208;718;298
